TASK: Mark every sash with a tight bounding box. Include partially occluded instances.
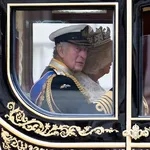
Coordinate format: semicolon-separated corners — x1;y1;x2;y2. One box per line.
30;71;55;103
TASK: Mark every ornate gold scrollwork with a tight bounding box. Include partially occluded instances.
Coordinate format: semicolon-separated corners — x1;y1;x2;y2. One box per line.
122;124;149;140
1;128;48;150
5;102;119;137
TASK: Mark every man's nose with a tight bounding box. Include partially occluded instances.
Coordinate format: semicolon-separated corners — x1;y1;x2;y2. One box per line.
79;49;87;59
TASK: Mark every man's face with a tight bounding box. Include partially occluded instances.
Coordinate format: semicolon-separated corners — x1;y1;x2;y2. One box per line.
62;43;87;72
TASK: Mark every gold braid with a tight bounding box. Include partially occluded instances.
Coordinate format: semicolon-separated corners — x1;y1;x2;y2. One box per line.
65;73;91;104
45;74;62;113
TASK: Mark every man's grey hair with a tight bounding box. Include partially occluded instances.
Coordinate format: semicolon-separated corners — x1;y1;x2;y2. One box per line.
53;42;69;58
53;46;57;58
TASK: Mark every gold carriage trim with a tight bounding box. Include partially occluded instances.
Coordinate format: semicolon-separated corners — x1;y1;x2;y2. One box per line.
5;102;119;137
122;124;149;140
1;128;48;150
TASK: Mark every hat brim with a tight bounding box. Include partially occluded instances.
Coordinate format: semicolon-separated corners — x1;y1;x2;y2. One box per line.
68;40;91;47
49;24;93;42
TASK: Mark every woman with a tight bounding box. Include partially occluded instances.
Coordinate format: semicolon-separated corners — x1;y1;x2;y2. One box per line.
75;40;112;103
75;26;113;114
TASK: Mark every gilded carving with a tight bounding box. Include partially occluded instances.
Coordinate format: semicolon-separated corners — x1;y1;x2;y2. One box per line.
122;124;149;140
1;128;48;150
143;126;150;135
5;102;119;137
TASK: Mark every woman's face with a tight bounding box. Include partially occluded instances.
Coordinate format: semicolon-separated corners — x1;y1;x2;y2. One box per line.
95;62;112;80
103;62;112;74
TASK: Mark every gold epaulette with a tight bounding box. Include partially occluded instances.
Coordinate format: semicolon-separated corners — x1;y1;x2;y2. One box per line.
93;90;113;114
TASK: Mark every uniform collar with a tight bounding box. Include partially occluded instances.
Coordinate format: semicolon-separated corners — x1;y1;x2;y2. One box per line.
49;58;73;75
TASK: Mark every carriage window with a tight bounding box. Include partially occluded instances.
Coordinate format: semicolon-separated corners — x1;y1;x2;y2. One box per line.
9;6;117;116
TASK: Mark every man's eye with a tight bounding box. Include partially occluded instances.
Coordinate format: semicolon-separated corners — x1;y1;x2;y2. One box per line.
75;47;81;52
75;46;87;52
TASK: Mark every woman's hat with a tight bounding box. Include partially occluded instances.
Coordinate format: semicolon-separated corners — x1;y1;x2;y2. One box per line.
87;26;111;48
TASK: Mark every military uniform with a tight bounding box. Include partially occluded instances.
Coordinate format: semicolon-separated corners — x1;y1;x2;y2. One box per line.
30;58;108;114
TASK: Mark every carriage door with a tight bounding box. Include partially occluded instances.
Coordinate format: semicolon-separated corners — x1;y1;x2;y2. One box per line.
0;0;150;150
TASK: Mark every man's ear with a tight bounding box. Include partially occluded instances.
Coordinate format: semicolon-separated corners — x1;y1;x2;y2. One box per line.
57;45;65;58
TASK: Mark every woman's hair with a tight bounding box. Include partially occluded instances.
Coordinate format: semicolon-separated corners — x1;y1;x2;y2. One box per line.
83;40;113;75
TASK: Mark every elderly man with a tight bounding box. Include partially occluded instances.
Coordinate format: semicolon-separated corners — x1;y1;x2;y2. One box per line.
30;24;101;114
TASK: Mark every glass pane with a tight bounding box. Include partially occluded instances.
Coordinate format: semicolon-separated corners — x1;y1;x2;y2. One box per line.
14;7;115;115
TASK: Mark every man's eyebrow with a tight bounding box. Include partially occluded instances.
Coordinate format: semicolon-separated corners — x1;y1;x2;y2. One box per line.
80;46;87;49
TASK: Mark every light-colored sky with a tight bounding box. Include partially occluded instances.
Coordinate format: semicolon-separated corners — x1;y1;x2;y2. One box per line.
33;23;113;90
